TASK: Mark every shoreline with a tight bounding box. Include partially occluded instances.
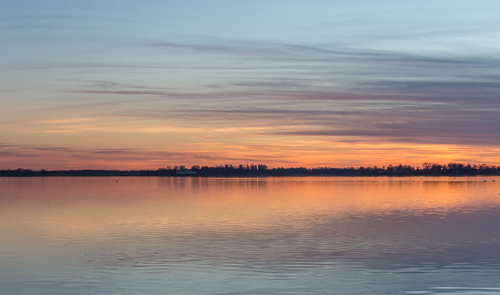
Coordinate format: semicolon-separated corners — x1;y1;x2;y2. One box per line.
1;173;500;178
2;164;500;177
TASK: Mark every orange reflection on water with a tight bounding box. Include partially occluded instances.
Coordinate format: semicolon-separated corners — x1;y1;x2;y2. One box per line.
1;177;500;242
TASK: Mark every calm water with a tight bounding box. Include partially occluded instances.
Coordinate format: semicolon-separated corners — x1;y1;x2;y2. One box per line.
1;177;500;294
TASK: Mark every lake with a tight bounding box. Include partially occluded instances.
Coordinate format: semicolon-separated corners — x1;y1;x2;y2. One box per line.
1;176;500;294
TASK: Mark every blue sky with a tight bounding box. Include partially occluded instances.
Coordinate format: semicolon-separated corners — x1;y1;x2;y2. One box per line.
1;1;500;168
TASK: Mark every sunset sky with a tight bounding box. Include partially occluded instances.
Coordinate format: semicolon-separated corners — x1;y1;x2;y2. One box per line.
1;1;500;169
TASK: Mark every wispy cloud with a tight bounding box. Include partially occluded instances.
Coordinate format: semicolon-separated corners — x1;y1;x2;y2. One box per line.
39;117;101;124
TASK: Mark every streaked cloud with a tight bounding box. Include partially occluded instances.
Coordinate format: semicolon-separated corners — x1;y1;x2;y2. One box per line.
39;117;101;124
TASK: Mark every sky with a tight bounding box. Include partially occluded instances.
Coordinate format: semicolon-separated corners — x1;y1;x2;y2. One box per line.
1;0;500;169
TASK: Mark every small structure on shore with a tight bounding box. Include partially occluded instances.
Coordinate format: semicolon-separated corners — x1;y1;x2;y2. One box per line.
176;170;196;175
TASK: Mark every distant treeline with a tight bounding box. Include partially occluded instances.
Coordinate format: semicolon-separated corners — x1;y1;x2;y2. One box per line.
1;162;500;177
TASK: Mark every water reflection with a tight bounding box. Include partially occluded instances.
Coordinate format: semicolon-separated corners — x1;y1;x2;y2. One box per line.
1;177;500;294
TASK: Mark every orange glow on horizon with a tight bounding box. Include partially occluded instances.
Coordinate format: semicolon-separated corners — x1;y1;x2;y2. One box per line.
1;136;499;170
